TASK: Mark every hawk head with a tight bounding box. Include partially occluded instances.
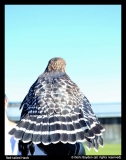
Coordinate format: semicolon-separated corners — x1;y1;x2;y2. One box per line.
45;57;66;73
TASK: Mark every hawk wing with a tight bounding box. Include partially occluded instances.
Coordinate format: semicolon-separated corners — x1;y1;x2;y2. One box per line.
9;71;105;151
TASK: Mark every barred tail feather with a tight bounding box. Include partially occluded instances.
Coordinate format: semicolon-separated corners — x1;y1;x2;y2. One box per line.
8;114;29;136
96;124;105;132
11;115;31;140
32;116;43;144
41;116;51;145
98;136;104;147
93;137;99;152
71;114;85;142
58;115;68;144
49;115;61;144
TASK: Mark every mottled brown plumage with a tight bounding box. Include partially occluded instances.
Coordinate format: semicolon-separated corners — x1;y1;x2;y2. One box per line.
45;57;66;73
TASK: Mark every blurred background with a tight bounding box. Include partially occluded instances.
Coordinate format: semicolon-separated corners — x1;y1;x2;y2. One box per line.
5;5;121;155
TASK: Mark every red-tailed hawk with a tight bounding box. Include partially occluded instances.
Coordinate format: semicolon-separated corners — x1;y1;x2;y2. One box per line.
9;57;105;155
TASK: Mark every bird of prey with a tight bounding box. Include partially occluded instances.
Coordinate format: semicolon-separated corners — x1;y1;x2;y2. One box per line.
9;57;105;155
